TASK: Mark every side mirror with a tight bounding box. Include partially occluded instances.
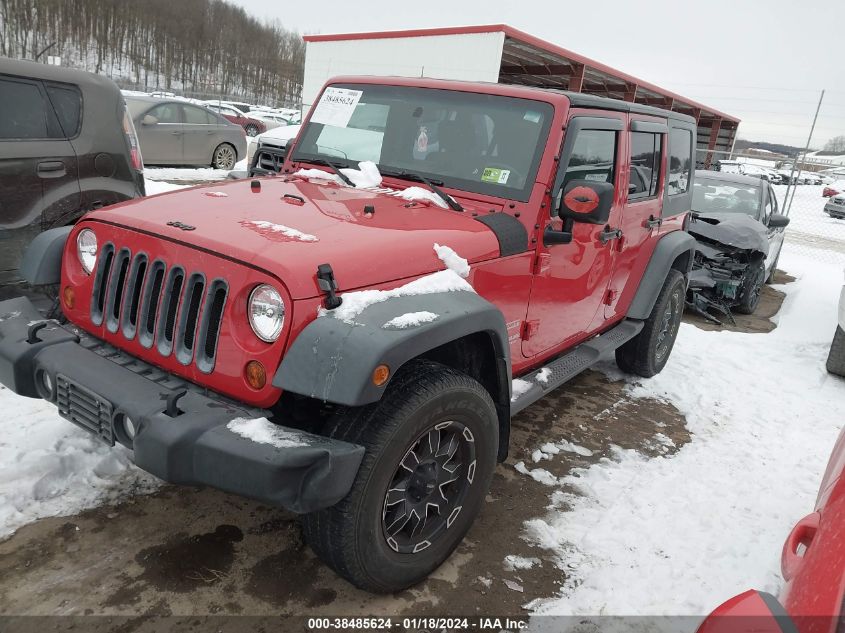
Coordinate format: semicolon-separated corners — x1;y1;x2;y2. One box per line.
557;180;614;225
142;114;158;126
768;213;790;229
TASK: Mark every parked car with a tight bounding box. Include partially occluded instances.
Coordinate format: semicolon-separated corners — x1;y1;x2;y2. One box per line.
0;75;699;593
253;112;293;127
125;96;246;169
687;170;789;322
211;99;253;114
205;102;267;136
802;172;823;185
828;272;845;376
697;421;845;633
825;194;845;220
823;181;845;197
248;124;301;175
0;57;144;287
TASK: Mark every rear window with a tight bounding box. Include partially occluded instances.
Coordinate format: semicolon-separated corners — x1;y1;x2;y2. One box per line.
668;128;693;196
0;77;49;139
45;83;82;138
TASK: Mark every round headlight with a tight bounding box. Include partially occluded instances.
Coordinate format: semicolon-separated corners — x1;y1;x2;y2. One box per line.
76;229;97;274
248;285;285;342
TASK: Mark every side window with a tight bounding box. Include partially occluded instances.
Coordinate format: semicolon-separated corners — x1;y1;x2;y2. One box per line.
44;83;82;137
148;103;181;124
629;131;662;200
764;186;776;222
182;105;213;124
668;128;693;195
563;129;617;187
0;77;49;139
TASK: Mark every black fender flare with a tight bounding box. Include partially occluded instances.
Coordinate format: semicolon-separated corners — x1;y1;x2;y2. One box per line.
275;291;512;456
627;230;696;320
20;226;72;286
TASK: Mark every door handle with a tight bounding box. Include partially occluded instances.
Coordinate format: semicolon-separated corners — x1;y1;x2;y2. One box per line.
598;225;623;245
171;131;183;136
36;161;66;178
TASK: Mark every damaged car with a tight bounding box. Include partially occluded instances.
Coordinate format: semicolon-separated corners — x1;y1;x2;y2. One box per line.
687;171;790;323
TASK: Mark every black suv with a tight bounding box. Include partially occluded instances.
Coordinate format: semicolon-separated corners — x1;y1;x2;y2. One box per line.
0;57;144;286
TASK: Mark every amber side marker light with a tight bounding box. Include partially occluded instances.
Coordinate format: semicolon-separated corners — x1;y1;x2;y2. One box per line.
372;364;390;387
62;286;75;309
245;360;267;390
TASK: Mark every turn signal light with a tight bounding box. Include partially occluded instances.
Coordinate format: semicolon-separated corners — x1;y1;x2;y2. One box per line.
62;286;75;309
372;364;390;386
245;360;267;390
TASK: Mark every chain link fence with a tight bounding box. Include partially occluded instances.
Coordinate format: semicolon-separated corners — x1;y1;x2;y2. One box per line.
697;148;845;265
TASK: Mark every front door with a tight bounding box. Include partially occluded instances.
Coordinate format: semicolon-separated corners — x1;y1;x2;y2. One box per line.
522;113;625;358
180;104;217;165
139;103;183;164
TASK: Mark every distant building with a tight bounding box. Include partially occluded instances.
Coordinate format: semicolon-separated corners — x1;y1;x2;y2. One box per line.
799;150;845;172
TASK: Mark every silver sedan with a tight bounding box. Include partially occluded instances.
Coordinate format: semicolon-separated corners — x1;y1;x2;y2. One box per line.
125;96;247;169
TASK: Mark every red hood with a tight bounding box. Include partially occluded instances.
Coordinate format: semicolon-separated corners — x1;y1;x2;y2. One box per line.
87;177;502;299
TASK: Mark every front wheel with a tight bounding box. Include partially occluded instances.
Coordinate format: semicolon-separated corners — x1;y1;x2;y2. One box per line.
736;259;766;314
211;143;237;169
302;360;498;593
616;269;685;378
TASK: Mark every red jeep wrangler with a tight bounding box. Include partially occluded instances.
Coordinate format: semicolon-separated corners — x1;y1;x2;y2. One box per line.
0;76;696;592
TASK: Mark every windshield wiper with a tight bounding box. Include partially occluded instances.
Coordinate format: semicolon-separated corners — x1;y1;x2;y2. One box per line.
380;169;463;212
306;158;354;187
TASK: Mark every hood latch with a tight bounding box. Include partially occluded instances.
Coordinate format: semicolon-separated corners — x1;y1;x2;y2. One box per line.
317;264;342;310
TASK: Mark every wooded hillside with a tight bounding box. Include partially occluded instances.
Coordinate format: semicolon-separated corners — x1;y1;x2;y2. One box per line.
0;0;304;105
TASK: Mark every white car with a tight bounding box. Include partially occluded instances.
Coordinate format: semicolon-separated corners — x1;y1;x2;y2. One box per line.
253;112;293;127
828;271;845;376
248;124;301;174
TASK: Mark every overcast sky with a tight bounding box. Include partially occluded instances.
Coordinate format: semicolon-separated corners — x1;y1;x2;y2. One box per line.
231;0;845;148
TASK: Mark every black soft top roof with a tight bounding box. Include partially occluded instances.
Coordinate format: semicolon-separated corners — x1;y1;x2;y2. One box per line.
548;89;696;124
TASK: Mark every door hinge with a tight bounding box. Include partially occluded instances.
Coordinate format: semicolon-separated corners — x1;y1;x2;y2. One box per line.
603;289;617;306
598;225;623;245
644;215;662;229
521;319;540;340
533;252;552;275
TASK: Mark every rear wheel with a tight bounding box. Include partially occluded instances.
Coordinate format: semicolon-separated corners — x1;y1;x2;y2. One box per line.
736;260;766;314
302;360;498;593
211;143;236;169
616;269;685;378
827;326;845;377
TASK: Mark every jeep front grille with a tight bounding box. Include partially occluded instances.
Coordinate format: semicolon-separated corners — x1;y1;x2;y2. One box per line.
91;244;228;373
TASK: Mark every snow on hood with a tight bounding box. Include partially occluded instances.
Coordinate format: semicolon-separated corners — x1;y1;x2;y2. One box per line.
688;212;769;254
293;160;382;189
320;243;475;323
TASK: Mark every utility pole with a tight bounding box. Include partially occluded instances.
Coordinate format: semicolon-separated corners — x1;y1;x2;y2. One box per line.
784;89;824;215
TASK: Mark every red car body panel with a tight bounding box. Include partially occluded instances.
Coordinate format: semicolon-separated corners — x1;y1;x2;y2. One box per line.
698;426;845;633
824;186;842;198
219;112;265;134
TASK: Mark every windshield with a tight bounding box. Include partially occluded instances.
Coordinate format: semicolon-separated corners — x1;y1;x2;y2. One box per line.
692;178;762;218
291;83;555;202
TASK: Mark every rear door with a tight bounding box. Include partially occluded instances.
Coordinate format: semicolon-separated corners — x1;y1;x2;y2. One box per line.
604;118;667;320
522;112;625;357
180;104;218;165
0;75;80;280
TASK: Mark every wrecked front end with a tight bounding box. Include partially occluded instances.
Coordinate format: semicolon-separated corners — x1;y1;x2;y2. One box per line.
686;214;769;324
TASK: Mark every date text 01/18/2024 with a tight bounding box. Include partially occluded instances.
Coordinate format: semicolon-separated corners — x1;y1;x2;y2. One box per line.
306;617;529;630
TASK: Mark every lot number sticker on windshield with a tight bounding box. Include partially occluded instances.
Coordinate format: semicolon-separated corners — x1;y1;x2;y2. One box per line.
311;88;363;128
481;167;510;184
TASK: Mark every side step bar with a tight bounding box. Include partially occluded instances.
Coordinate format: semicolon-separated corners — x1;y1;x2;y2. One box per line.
510;319;644;415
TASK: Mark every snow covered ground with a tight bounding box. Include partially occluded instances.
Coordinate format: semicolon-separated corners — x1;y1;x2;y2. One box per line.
143;159;247;185
519;245;845;622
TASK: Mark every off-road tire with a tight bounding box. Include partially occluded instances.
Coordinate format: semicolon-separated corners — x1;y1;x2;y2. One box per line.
827;326;845;377
211;143;237;169
615;269;685;378
302;360;498;593
736;259;766;314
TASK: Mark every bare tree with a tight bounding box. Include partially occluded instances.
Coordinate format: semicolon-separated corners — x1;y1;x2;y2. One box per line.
0;0;305;105
824;135;845;154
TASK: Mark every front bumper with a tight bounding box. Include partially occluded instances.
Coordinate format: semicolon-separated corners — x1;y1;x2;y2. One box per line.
0;297;364;513
824;203;845;219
